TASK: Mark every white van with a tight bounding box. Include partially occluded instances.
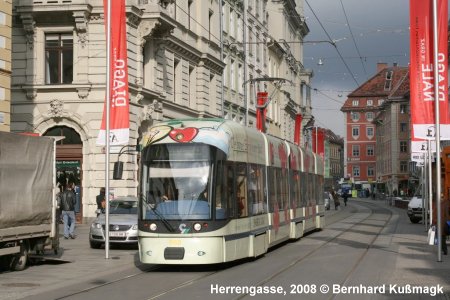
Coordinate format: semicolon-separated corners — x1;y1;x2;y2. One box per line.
407;196;423;223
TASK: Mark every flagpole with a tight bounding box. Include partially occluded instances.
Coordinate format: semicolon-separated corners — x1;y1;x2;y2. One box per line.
105;0;112;260
432;0;442;262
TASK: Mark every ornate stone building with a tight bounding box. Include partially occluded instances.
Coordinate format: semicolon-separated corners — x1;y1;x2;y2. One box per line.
11;0;311;218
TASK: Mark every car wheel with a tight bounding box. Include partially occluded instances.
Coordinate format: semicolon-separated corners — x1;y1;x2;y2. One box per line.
410;217;421;224
90;240;102;249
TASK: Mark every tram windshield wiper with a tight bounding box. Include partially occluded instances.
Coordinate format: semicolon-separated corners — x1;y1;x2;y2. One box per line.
140;194;175;232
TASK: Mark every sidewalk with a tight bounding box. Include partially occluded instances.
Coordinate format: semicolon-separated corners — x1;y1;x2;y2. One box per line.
356;197;450;298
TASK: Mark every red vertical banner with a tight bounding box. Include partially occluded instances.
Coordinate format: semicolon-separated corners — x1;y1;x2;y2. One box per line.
256;92;268;132
97;0;130;146
294;113;302;145
409;0;449;153
312;128;325;157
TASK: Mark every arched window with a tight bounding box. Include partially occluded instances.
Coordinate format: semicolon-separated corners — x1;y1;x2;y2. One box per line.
44;126;81;145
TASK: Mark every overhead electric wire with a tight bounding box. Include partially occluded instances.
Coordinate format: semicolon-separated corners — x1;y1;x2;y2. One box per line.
339;0;369;80
304;0;360;87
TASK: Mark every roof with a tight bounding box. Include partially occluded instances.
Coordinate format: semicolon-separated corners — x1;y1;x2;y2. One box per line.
341;66;409;111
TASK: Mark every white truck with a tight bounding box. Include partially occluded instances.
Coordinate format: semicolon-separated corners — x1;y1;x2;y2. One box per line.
0;132;59;271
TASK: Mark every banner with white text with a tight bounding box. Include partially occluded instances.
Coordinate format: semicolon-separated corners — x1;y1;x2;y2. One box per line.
409;0;449;141
97;0;130;145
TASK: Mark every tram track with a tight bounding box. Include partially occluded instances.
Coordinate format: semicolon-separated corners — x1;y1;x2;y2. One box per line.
231;201;394;300
45;201;394;300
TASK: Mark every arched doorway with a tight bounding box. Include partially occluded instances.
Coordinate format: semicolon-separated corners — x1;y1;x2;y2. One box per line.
44;126;83;223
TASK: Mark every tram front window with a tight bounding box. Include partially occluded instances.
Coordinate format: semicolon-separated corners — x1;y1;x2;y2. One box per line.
141;144;212;220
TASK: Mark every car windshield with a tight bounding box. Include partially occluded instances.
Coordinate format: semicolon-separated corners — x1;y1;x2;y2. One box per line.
110;200;138;215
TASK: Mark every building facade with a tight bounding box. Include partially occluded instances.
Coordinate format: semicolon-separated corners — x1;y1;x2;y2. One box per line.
11;0;311;219
374;67;411;196
341;63;407;185
0;0;11;132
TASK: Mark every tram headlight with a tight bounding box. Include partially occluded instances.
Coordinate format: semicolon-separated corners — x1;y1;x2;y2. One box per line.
150;223;157;231
193;223;202;231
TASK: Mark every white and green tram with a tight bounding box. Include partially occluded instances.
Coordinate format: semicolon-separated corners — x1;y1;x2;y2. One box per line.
138;118;324;265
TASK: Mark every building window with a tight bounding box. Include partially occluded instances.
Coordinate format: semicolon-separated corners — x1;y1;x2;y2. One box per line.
384;70;393;90
378;99;384;106
45;33;73;84
352;100;359;106
352;145;360;156
188;0;194;30
367;145;374;156
400;122;407;132
368;165;374;177
0;87;4;101
353;166;360;177
0;36;5;48
352;127;359;138
400;161;408;172
367;127;374;138
400;141;408;153
351;112;360;121
367;99;373;106
0;12;5;26
0;112;4;124
366;112;374;121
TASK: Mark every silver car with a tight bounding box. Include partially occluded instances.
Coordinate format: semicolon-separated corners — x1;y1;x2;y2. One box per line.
89;196;138;249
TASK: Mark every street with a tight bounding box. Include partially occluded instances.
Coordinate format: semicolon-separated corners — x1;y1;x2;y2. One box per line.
1;198;449;300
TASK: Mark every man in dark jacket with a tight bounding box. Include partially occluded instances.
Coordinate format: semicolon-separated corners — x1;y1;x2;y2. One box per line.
96;187;106;216
61;183;77;239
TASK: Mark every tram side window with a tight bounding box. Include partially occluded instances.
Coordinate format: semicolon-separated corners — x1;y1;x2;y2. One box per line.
280;168;289;211
268;167;281;212
215;160;228;219
299;173;307;207
225;162;236;218
290;170;301;208
311;175;317;205
248;164;266;215
236;163;248;217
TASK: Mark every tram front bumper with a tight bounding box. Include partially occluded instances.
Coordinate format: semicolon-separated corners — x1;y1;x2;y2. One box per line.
139;236;224;265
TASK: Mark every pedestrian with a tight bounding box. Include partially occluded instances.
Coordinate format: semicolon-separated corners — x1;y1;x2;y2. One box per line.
60;183;77;239
343;190;348;206
432;199;449;255
332;189;340;210
96;187;106;216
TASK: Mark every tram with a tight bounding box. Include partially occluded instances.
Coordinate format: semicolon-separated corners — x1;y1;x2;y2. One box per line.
138;118;324;265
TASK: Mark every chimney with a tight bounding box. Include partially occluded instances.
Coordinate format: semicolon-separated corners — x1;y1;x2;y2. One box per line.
377;62;388;72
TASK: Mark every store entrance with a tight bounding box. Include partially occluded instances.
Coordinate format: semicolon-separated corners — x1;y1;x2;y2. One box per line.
44;126;83;223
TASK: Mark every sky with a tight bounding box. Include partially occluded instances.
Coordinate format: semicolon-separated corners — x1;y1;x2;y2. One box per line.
303;0;413;137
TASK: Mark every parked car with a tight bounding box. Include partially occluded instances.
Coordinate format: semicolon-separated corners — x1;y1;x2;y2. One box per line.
324;192;331;210
407;196;423;223
89;196;138;248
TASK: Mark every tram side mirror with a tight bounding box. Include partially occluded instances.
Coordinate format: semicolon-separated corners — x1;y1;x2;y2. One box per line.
113;161;123;180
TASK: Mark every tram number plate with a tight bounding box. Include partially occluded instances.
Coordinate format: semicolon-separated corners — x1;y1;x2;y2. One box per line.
169;239;181;246
109;232;126;237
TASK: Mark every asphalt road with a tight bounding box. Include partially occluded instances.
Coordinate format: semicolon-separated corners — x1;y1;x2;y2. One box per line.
1;198;449;300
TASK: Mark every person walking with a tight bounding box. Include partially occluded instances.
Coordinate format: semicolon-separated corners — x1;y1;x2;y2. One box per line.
96;187;106;216
432;199;449;255
331;189;340;210
343;190;349;206
60;183;77;239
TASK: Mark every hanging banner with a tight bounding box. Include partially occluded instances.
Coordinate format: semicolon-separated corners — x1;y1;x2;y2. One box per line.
97;0;130;145
312;128;325;158
294;113;302;146
256;92;268;132
409;0;449;140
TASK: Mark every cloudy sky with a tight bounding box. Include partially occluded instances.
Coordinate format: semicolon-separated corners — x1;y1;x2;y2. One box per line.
303;0;414;137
